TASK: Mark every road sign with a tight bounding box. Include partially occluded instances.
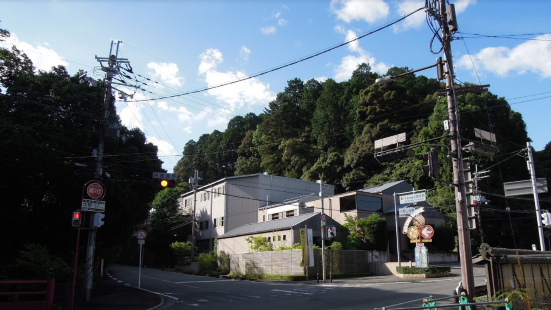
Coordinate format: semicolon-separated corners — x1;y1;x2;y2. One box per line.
81;199;106;212
503;178;548;197
421;246;428;268
399;206;417;217
152;172;177;179
399;192;426;204
86;182;105;200
374;132;406;149
415;246;422;267
407;226;420;241
420;225;434;239
138;240;145;244
321;213;326;222
402;207;425;234
136;230;147;240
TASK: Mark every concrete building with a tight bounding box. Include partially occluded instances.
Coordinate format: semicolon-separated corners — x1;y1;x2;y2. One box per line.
218;212;340;255
179;173;335;252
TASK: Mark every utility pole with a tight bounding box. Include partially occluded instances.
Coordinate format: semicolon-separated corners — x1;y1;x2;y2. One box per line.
474;165;484;244
527;142;546;251
431;0;475;299
190;170;199;262
317;179;326;283
84;41;131;302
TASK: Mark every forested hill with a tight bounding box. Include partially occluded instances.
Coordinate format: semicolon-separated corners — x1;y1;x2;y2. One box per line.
174;63;551;249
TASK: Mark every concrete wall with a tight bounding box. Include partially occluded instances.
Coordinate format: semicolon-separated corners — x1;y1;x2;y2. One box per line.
218;228;296;255
402;252;459;263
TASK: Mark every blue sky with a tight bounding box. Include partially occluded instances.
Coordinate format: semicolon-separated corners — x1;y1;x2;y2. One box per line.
1;0;550;173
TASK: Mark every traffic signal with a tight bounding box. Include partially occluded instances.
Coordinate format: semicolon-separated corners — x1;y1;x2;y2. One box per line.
467;206;477;230
72;211;81;228
422;149;439;177
152;179;176;189
327;226;336;239
93;213;105;228
542;211;551;227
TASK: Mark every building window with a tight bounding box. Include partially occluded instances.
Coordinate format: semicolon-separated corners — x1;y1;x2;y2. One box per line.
286;210;294;217
263;215;265;222
271;213;279;220
278;235;281;241
283;235;286;241
268;237;271;242
214;218;217;228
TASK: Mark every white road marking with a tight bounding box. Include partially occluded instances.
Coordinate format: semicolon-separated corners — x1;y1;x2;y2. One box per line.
138;287;179;301
271;289;313;295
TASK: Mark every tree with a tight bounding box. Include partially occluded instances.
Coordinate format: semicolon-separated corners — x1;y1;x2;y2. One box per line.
245;236;273;252
342;214;387;250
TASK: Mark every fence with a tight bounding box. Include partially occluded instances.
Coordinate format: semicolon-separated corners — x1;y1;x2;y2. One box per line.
0;270;55;310
489;256;551;310
229;249;388;276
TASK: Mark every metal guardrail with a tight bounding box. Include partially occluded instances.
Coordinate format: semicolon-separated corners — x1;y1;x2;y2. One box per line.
374;294;511;310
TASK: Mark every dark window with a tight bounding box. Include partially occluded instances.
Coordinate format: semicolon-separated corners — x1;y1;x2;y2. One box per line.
268;237;271;242
271;213;279;220
286;210;294;217
357;195;382;212
283;235;286;241
340;195;356;212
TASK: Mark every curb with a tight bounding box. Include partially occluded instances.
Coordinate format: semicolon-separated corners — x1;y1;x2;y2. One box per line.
146;296;165;310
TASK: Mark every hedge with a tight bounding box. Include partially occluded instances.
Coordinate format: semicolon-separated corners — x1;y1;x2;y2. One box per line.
396;266;451;274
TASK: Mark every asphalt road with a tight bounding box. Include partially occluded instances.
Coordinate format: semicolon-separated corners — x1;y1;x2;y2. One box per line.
108;264;487;310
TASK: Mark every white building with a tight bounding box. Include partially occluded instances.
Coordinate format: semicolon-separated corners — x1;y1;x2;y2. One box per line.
179;173;335;252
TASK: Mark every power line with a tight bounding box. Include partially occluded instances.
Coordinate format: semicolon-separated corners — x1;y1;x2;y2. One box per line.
128;7;425;103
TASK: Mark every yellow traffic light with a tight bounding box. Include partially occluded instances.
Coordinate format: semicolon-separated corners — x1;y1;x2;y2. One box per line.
161;179;168;187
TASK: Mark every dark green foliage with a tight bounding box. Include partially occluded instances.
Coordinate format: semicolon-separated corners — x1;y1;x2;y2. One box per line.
343;214;387;250
198;251;218;272
0;43;162;273
396;266;451;274
432;225;456;252
3;244;74;282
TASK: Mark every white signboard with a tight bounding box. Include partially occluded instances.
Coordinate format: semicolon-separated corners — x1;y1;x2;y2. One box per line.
138;240;145;244
399;207;417;217
307;229;314;267
399;192;426;204
152;172;177;179
81;199;106;212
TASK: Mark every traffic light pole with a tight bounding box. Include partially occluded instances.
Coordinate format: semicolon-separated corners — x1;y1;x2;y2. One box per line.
84;217;96;301
437;0;475;298
527;142;546;251
318;180;326;283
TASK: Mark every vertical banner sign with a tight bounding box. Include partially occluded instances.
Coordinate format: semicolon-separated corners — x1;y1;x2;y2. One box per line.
300;229;307;267
421;246;428;268
307;229;314;267
415;246;422;267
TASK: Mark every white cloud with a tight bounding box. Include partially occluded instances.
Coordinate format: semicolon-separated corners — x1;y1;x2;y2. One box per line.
239;45;251;63
183;127;192;133
333;29;389;81
274;11;281;18
261;26;277;35
198;48;276;110
457;34;551;78
331;0;389;24
393;0;425;32
118;103;144;131
147;62;184;87
315;76;329;83
278;19;288;26
146;136;175;156
454;0;476;13
198;48;223;75
2;33;68;72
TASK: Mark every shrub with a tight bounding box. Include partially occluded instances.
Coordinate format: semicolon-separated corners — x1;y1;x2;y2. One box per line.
9;244;73;282
396;266;451;274
170;241;194;265
198;251;217;271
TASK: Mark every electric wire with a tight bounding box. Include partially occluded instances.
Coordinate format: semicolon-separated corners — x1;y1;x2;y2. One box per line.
128;7;426;103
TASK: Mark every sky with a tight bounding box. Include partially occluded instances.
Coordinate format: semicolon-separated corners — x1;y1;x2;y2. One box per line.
1;0;550;173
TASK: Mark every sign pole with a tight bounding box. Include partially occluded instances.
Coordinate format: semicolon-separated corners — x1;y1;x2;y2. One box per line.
394;192;401;267
138;242;142;288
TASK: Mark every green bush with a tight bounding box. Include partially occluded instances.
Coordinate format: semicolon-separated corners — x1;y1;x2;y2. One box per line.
396;266;451;274
170;241;195;265
217;251;230;272
8;244;73;282
198;251;217;271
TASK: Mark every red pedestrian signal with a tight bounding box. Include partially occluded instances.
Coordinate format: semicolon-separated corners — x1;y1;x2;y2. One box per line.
72;211;81;228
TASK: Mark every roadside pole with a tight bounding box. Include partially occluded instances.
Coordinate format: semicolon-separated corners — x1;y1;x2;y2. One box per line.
190;170;199;262
527;142;546;251
393;193;401;267
136;230;147;288
318;179;326;283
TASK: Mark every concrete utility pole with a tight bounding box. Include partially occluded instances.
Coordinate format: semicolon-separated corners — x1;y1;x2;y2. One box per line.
318;179;326;283
435;0;475;298
84;41;133;302
190;170;199;262
527;142;546;251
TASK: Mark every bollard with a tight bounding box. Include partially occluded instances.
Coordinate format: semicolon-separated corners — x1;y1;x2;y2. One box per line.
330;272;332;283
317;273;319;283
